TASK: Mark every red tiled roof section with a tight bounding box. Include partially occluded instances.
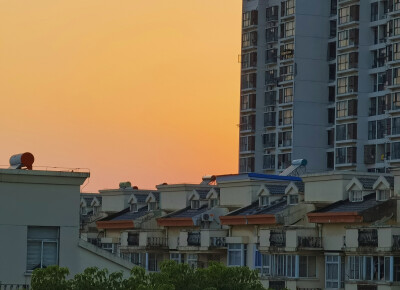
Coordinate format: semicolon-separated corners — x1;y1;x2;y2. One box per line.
307;212;362;223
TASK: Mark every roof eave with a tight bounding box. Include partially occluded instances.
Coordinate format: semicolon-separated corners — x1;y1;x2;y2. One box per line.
96;220;135;229
307;212;362;223
157;217;194;227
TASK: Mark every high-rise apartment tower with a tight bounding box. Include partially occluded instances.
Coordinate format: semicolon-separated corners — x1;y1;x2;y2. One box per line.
239;0;400;174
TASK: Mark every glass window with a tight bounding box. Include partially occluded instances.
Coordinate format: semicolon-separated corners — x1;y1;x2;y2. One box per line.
147;253;159;272
337;77;348;94
336;101;348;117
27;227;59;271
368;121;377;140
228;244;247;266
279;87;293;104
130;203;138;212
299;256;317;278
393;92;400;110
350;190;363;202
191;200;200;209
349;256;363;280
326;255;341;288
289;195;299;205
392;142;400;159
337;54;348;71
338;30;349;48
339;6;350;25
170;253;184;264
286;255;296;278
148;202;157;211
377;190;390;201
259;196;269;206
187;254;198;269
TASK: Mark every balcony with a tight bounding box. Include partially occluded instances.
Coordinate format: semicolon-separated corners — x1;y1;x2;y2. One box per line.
297;236;322;248
127;233;139;246
187;232;201;246
269;231;286;247
209;237;227;248
239;123;255;133
393;235;400;251
358;229;378;248
147;237;168;248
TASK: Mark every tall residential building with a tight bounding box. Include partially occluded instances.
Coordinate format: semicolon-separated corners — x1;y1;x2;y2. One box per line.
239;0;400;175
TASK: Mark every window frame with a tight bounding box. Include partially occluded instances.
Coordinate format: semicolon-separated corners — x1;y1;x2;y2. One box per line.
26;226;60;271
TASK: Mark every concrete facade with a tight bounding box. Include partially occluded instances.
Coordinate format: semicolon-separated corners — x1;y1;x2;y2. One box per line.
239;0;400;175
0;168;132;287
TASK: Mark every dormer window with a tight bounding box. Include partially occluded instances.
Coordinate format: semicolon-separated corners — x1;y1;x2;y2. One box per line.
288;195;298;205
148;202;157;211
209;199;219;208
377;189;390;201
130;203;138;212
259;196;269;206
93;206;98;215
191;200;200;209
81;207;87;215
350;190;363;202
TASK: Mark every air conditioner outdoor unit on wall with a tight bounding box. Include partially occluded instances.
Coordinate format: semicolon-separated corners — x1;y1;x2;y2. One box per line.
201;213;214;222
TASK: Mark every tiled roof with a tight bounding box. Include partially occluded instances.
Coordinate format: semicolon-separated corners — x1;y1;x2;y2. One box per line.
227;198;288;216
133;193;148;203
100;206;148;221
357;177;379;190
265;184;287;195
386;176;395;188
314;193;381;214
113;206;148;221
195;189;210;199
163;205;209;218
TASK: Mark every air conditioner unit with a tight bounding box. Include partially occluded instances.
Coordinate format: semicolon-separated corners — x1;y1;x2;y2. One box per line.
201;213;214;222
211;237;226;247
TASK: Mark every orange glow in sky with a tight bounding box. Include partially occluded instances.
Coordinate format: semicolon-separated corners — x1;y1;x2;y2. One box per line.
0;1;242;192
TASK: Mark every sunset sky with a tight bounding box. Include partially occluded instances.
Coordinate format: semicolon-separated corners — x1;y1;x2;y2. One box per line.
0;1;242;192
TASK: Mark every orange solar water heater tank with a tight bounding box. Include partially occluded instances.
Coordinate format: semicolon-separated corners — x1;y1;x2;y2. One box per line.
9;152;35;170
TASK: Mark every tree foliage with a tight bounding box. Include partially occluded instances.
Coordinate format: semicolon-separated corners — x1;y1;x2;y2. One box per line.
31;261;266;290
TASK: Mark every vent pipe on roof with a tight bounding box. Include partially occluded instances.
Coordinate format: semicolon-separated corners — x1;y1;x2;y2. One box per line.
9;152;35;170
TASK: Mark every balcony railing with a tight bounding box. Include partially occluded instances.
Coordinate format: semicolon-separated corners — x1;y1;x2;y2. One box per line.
393;235;400;250
358;229;378;247
0;285;30;290
270;231;286;247
297;236;322;248
147;237;168;248
187;232;201;246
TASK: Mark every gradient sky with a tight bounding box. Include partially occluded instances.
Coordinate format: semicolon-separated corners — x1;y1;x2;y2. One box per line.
0;1;242;192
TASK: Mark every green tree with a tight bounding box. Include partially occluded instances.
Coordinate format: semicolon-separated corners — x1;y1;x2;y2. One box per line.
31;266;70;290
31;262;266;290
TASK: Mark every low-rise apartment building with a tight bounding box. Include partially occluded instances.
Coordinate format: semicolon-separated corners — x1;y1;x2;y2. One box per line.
84;170;400;290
